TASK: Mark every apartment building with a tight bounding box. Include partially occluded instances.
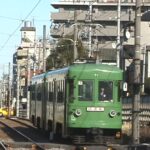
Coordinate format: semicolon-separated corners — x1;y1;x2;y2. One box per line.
50;0;150;76
13;22;50;118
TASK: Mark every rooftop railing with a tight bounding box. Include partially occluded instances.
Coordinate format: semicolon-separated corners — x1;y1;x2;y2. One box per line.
59;0;149;3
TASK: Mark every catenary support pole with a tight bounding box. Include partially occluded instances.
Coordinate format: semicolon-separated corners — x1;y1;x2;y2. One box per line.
88;2;92;57
16;64;20;117
43;25;46;72
7;62;11;118
132;0;141;144
117;0;121;68
74;8;78;60
27;50;30;119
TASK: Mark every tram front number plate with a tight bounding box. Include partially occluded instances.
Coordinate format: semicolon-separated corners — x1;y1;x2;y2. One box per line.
86;107;104;112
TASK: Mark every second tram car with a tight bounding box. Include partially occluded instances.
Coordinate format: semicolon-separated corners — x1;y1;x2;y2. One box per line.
30;63;123;143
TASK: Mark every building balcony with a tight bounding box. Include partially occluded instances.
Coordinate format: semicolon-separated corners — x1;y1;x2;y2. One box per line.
50;26;74;37
20;78;26;86
20;41;34;48
51;25;122;37
93;11;134;21
54;0;150;4
51;12;74;21
17;59;27;66
20;69;26;77
51;12;88;22
17;49;28;57
51;10;134;22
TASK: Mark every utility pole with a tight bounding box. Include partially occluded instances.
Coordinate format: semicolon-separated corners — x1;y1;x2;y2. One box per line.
43;25;46;72
2;65;5;108
38;43;41;73
142;45;146;93
88;2;92;57
117;0;121;68
7;62;11;118
132;0;141;144
74;8;78;60
16;64;20;117
27;50;30;119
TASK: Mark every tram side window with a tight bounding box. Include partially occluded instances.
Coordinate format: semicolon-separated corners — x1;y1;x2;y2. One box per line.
37;84;42;101
78;80;93;101
49;82;54;102
31;92;35;101
58;80;63;103
58;91;63;102
31;85;35;101
37;92;41;101
31;90;36;101
99;81;113;101
49;92;53;101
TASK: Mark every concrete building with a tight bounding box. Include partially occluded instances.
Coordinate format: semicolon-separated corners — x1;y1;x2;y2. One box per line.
14;21;37;118
50;0;150;76
13;22;50;118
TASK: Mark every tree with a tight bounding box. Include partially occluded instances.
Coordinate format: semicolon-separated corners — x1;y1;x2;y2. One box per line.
46;36;87;70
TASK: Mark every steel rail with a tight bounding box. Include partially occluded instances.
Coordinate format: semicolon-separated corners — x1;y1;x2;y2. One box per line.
0;141;7;150
0;120;45;150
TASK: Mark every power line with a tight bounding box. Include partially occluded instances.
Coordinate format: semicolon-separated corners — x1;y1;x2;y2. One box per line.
0;15;21;21
0;0;42;51
0;15;49;22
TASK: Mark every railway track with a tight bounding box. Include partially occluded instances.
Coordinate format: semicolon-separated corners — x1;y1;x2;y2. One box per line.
0;117;134;150
0;117;74;149
0;118;46;149
0;141;7;150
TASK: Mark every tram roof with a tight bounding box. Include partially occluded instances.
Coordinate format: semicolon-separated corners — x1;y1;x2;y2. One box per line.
31;64;123;81
31;73;45;81
45;67;69;77
69;63;123;72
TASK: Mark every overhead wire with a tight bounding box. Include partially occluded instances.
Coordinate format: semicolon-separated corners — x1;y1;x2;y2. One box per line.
0;0;42;51
50;1;135;64
0;15;49;22
0;15;21;21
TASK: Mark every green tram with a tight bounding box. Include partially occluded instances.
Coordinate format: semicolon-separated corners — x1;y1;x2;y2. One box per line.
30;63;123;144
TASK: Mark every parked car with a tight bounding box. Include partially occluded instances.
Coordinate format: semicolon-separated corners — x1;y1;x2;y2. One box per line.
0;107;14;117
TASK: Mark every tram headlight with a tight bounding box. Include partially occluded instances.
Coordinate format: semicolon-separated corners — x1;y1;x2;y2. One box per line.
75;109;82;117
109;110;117;117
107;147;113;150
115;131;121;139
